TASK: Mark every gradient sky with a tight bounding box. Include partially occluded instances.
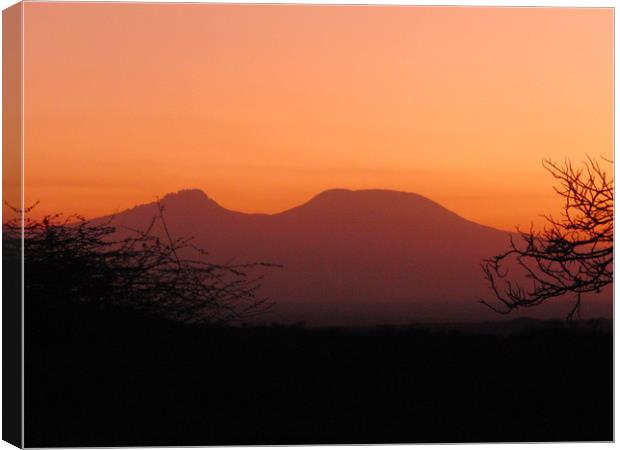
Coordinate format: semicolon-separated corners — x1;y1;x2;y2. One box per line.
22;3;613;230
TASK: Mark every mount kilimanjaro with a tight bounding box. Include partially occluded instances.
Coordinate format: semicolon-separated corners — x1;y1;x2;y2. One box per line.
95;188;611;324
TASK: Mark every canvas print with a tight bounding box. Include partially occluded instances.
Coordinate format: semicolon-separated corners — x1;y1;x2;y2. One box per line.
2;2;613;447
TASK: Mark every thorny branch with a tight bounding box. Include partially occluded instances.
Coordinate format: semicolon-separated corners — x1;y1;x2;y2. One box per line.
3;201;278;324
481;156;613;320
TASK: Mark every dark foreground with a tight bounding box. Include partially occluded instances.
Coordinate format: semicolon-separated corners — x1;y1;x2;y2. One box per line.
26;308;612;447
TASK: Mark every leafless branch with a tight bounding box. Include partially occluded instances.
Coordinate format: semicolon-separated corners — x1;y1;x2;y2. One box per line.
3;201;279;324
481;156;613;321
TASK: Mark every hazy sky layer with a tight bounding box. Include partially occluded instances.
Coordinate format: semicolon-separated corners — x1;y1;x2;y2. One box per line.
23;4;612;230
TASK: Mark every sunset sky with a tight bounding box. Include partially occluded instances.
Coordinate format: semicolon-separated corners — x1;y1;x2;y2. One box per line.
21;3;613;230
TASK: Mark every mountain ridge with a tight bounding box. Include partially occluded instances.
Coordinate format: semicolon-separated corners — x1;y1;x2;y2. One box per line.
94;187;611;324
126;187;506;233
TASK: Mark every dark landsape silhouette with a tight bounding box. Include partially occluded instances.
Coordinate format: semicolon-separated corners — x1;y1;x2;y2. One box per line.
8;158;612;446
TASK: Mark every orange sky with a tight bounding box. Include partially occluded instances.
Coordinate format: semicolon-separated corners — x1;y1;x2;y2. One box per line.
21;3;613;230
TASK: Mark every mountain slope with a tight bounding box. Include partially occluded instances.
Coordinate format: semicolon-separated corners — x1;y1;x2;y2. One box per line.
98;188;612;324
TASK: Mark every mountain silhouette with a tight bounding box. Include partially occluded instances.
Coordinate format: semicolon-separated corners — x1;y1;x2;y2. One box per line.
98;188;612;324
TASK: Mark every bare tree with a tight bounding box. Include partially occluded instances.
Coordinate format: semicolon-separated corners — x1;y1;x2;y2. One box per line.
481;156;613;320
3;201;277;324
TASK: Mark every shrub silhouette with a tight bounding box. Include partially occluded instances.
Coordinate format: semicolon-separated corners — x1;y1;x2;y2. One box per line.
4;201;275;324
481;156;613;320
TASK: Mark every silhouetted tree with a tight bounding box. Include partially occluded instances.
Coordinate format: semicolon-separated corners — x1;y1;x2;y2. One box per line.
3;201;275;324
481;156;613;320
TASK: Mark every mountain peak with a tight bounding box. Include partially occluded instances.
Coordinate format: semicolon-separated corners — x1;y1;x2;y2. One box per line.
160;189;223;210
271;188;472;226
311;188;430;201
300;188;443;209
162;188;209;200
